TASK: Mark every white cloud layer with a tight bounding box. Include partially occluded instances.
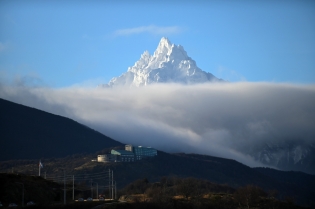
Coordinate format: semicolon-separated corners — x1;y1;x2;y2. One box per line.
1;82;315;168
114;25;182;36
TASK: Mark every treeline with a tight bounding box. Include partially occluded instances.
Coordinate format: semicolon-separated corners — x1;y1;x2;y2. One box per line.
115;177;307;209
120;177;234;199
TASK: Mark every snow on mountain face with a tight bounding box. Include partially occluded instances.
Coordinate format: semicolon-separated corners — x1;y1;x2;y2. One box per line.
105;37;222;87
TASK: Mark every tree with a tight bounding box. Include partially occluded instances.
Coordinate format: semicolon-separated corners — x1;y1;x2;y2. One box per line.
176;178;196;200
234;185;266;209
123;178;149;194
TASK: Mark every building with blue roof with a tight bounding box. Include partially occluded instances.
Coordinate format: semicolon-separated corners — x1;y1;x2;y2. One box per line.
97;144;157;163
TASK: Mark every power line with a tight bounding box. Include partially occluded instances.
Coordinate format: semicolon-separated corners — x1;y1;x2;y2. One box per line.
45;169;116;200
46;172;109;181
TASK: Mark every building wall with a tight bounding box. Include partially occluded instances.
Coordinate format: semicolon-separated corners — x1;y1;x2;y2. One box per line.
111;149;135;162
98;154;115;162
120;155;134;162
100;145;157;163
125;145;133;152
98;155;105;162
133;146;157;160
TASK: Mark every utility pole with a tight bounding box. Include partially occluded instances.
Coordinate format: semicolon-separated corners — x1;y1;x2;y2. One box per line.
114;181;117;200
108;169;111;199
96;183;98;199
72;175;74;200
64;170;66;205
112;170;114;200
90;179;93;199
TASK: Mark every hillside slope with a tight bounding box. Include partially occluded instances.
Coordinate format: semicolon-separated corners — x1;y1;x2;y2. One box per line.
0;98;123;161
1;151;314;207
103;152;315;206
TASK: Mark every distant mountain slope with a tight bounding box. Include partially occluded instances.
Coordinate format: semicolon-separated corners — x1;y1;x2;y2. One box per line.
254;167;315;191
250;142;315;175
101;37;223;87
0;98;123;161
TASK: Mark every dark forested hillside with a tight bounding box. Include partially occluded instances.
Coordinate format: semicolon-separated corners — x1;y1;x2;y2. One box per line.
0;173;61;205
0;98;123;161
1;151;315;207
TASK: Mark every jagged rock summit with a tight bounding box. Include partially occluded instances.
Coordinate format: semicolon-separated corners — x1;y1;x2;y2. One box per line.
103;37;222;87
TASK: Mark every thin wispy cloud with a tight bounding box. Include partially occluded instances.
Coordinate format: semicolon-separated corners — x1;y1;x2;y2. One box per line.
114;25;183;36
216;66;246;82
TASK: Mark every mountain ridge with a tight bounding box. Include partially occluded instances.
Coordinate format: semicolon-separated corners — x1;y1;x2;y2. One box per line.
0;98;123;161
102;37;223;87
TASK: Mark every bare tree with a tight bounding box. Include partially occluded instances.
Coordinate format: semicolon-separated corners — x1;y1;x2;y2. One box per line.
176;178;196;200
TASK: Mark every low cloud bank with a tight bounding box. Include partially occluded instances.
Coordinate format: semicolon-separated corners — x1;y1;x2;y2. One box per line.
1;82;314;168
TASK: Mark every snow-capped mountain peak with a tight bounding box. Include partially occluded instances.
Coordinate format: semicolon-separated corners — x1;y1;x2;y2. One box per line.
152;37;188;65
106;37;222;87
156;37;173;52
128;50;151;72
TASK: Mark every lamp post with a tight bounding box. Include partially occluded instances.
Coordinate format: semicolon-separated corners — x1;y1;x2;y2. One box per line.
15;182;24;207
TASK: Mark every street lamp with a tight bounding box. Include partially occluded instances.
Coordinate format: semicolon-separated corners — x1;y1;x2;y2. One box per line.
15;182;24;207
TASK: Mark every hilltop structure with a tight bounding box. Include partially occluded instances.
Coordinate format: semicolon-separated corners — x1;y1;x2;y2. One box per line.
97;145;157;163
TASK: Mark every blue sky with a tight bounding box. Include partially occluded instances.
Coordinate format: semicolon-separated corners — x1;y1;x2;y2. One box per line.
0;0;314;87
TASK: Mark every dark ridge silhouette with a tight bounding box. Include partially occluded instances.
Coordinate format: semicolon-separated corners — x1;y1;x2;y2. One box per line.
0;98;123;161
